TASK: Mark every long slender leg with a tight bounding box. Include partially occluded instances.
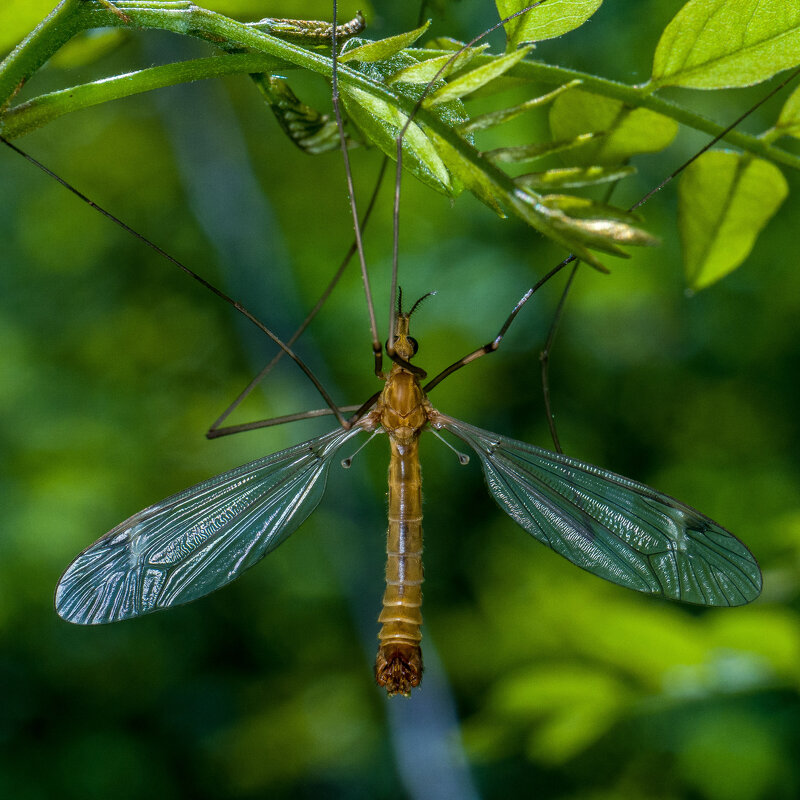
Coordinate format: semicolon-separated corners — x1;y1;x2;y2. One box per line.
423;255;575;394
0;136;348;427
207;159;389;438
206;404;366;439
423;61;800;400
539;261;580;454
632;64;800;213
385;2;549;373
331;1;383;377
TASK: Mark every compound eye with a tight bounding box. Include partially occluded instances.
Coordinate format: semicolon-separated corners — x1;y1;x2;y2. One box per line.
407;337;419;355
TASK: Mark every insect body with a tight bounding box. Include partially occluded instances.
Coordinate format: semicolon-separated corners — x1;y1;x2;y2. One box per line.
369;299;432;694
7;0;774;697
55;300;763;696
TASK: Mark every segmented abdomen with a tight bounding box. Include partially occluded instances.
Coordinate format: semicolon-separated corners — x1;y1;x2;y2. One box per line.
375;436;424;696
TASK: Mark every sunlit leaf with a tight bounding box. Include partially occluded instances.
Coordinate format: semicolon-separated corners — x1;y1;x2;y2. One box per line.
678;151;788;290
515;164;636;190
338;41;468;195
0;0;55;54
489;664;628;763
338;20;430;63
386;46;487;85
652;0;800;89
506;191;626;267
484;132;600;163
424;131;506;214
339;44;653;263
549;88;678;165
774;84;800;139
424;36;467;51
424;47;532;107
461;80;580;133
536;194;657;254
539;195;643;226
342;84;452;192
497;0;603;49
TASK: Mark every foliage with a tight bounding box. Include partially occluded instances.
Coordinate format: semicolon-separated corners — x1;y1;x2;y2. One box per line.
2;0;799;283
1;1;800;799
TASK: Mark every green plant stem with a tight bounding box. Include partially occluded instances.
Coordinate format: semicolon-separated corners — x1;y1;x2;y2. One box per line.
0;0;85;109
1;2;571;257
3;3;798;175
419;51;800;173
1;2;797;209
1;54;284;138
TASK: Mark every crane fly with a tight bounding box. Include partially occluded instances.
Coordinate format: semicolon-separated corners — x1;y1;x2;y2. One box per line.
2;1;771;696
55;288;762;695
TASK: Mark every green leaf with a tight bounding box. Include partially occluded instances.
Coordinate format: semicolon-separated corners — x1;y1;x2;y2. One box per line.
338;45;469;196
775;84;800;139
0;0;54;54
678;152;788;290
537;194;658;252
420;128;655;268
333;40;656;265
460;80;580;133
497;0;603;49
549;88;678;165
506;188;655;269
484;132;601;164
341;84;452;193
515;164;636;190
386;46;487;85
338;20;430;64
428;134;506;216
424;46;532;107
652;0;800;89
489;665;627;763
424;36;467;51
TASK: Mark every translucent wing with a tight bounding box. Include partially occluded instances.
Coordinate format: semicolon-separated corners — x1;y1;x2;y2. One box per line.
56;425;363;624
440;416;761;606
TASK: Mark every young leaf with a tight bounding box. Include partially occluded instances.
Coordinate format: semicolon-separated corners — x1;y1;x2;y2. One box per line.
428;134;506;216
651;0;800;89
0;1;54;53
386;47;488;85
424;47;532;107
549;89;678;165
678;152;788;290
422;129;640;269
484;132;600;164
341;84;453;193
338;21;431;64
774;84;800;139
424;36;468;51
537;194;658;251
496;0;603;50
515;164;636;190
460;80;581;133
337;42;468;195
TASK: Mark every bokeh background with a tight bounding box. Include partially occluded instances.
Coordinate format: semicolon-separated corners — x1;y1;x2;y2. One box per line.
1;1;799;798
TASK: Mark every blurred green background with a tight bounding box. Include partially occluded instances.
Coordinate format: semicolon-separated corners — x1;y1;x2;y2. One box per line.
1;1;799;798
